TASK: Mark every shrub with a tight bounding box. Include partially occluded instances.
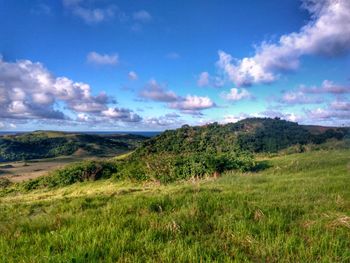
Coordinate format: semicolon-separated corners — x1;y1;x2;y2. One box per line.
22;160;117;191
113;151;256;183
0;177;12;189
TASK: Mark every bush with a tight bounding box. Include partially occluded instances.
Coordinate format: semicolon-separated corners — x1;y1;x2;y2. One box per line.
22;160;117;191
114;151;256;183
0;177;12;189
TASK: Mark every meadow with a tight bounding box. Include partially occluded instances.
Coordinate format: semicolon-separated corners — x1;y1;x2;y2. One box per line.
0;148;349;262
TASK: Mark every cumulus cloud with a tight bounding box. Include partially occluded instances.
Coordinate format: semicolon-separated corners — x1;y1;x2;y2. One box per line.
279;90;324;105
304;98;350;125
138;79;216;115
276;80;350;106
197;71;224;88
87;51;119;66
168;95;215;115
300;80;350;94
144;113;182;127
139;79;178;102
221;88;252;102
216;0;350;86
132;10;152;22
63;0;117;24
128;71;138;81
0;57;141;124
330;100;350;111
101;107;142;122
197;72;210;87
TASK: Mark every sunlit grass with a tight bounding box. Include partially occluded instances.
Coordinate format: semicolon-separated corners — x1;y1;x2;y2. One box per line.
0;149;349;262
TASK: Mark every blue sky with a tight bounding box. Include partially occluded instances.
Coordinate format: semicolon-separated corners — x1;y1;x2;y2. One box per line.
0;0;349;131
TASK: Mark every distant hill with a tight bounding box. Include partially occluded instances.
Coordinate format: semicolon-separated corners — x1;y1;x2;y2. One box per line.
135;118;350;156
0;131;147;162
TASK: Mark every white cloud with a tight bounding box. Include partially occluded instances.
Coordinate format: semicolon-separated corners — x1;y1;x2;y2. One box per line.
63;0;117;24
196;71;225;88
144;113;182;127
221;88;251;101
169;95;215;113
197;72;210;87
132;10;152;22
216;0;350;86
279;90;323;105
139;79;178;102
128;71;138;80
77;113;89;122
101;107;142;122
300;80;350;94
138;79;216;115
0;57;141;124
87;51;119;66
303;98;350;125
330;100;350;111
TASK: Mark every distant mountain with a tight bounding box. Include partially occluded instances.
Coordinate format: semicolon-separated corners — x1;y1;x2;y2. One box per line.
0;131;148;162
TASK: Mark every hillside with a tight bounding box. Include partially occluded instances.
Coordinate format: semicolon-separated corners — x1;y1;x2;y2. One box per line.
0;118;349;261
1;149;349;261
136;118;350;156
105;118;349;183
0;131;147;162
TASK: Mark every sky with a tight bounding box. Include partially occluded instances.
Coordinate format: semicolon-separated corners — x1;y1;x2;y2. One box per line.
0;0;349;131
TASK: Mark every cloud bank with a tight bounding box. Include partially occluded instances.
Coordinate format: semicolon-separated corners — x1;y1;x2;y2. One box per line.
0;57;141;124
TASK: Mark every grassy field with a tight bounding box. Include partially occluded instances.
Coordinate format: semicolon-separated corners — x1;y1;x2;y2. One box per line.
0;149;349;262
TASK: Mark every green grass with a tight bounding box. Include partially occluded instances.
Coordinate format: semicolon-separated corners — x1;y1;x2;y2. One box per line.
0;149;349;262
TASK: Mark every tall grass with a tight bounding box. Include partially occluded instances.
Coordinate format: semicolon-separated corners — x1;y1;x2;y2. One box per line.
0;149;349;262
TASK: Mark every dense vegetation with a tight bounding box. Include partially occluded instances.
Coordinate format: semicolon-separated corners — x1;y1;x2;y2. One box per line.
1;149;349;262
113;118;349;182
20;160;117;191
137;118;349;156
0;131;147;162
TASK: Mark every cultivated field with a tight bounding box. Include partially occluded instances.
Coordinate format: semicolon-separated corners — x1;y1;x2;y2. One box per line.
0;149;349;262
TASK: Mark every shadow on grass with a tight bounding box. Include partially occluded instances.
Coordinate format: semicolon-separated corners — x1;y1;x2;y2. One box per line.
252;160;272;172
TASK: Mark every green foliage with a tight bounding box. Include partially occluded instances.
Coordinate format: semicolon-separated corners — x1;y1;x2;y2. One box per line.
0;132;147;162
0;177;12;189
135;118;349;156
115;151;255;183
22;160;117;190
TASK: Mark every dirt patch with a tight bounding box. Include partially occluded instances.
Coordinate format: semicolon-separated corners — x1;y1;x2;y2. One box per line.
0;156;93;182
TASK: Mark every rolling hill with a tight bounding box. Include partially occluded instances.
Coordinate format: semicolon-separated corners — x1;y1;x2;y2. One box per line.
136;118;350;156
0;131;148;162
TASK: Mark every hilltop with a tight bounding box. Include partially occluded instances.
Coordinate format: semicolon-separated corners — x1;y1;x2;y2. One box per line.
136;118;349;156
108;118;349;183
